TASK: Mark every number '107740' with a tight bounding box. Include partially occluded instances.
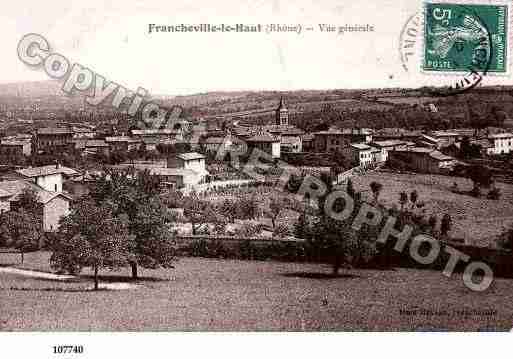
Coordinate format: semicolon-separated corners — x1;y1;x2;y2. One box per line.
53;346;84;354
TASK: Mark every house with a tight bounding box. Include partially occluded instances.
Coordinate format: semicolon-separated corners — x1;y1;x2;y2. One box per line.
301;134;314;152
149;167;204;190
313;128;373;152
72;126;96;139
142;137;159;152
131;129;180;140
84;140;110;156
471;138;494;155
264;125;304;153
200;136;229;154
0;139;32;157
429;130;461;146
105;136;142;152
246;132;281;158
344;143;379;168
487;132;513;155
15;164;79;193
388;148;456;174
373;128;422;142
371;140;412;162
167;152;210;188
0;179;72;232
113;153;209;191
63;171;97;198
416;134;441;149
33;127;73;154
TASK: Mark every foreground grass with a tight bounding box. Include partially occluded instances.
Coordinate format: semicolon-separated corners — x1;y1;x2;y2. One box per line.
353;171;513;246
1;251;512;331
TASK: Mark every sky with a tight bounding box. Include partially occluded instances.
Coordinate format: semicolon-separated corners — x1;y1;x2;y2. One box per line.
1;0;512;96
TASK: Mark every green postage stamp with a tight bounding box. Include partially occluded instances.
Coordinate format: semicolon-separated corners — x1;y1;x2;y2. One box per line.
423;1;509;73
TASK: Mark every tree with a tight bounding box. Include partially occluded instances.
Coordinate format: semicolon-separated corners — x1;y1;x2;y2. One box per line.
467;165;493;195
498;224;513;250
428;215;438;235
399;191;408;211
346;179;355;198
265;197;289;231
130;198;177;277
459;136;480;159
294;212;311;240
410;190;418;209
90;169;176;279
220;199;238;223
312;177;377;275
0;209;42;264
369;181;383;204
441;214;452;237
51;201;133;290
183;195;226;235
16;188;40;217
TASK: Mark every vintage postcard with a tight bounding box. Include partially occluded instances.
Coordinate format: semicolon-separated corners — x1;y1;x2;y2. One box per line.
1;0;513;355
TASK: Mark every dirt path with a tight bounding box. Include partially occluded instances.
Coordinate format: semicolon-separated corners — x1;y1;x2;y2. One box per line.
0;267;139;290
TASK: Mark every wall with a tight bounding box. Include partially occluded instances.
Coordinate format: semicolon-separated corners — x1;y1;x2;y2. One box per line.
35;173;63;192
42;196;69;232
0;199;10;213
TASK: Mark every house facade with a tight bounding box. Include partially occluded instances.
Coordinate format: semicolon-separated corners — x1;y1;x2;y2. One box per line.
33;127;74;154
388;148;456;174
487;133;513;155
246;133;281;159
313;128;373;153
0;139;32;158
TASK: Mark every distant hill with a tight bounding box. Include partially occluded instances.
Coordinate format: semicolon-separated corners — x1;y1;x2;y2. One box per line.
0;80;65;98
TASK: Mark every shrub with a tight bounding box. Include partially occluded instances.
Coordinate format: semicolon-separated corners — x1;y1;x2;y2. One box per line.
487;187;501;200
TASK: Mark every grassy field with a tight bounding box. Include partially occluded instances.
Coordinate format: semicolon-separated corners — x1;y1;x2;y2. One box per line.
352;171;513;247
1;251;512;331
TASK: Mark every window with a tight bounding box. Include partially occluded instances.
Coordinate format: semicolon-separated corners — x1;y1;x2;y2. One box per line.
55;184;58;192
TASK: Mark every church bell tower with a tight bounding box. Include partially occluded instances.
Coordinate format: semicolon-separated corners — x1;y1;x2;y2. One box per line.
275;97;289;126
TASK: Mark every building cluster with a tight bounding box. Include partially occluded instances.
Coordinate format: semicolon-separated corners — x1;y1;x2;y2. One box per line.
0;97;512;234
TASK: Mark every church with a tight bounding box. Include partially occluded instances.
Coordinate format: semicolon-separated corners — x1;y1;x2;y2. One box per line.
233;97;304;153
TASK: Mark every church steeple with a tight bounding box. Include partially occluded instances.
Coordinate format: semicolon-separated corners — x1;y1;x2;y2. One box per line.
275;97;289;126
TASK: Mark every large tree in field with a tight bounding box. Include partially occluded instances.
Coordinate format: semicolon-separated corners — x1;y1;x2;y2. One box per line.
312;178;377;275
51;201;134;290
0;209;42;264
90;169;176;279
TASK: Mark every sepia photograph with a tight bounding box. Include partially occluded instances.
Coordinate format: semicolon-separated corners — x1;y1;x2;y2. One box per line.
0;0;512;356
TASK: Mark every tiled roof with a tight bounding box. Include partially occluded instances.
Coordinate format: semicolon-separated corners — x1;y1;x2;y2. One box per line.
429;151;454;161
391;148;455;161
16;165;79;178
37;127;73;135
85;140;109;147
247;133;278;142
201;136;227;144
263;125;304;136
315;128;373;136
489;132;513;139
351;143;372;150
0;140;29;146
0;180;71;204
177;152;206;161
149;168;197;177
371;140;406;147
131;129;178;135
280;136;299;145
105;136;133;142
